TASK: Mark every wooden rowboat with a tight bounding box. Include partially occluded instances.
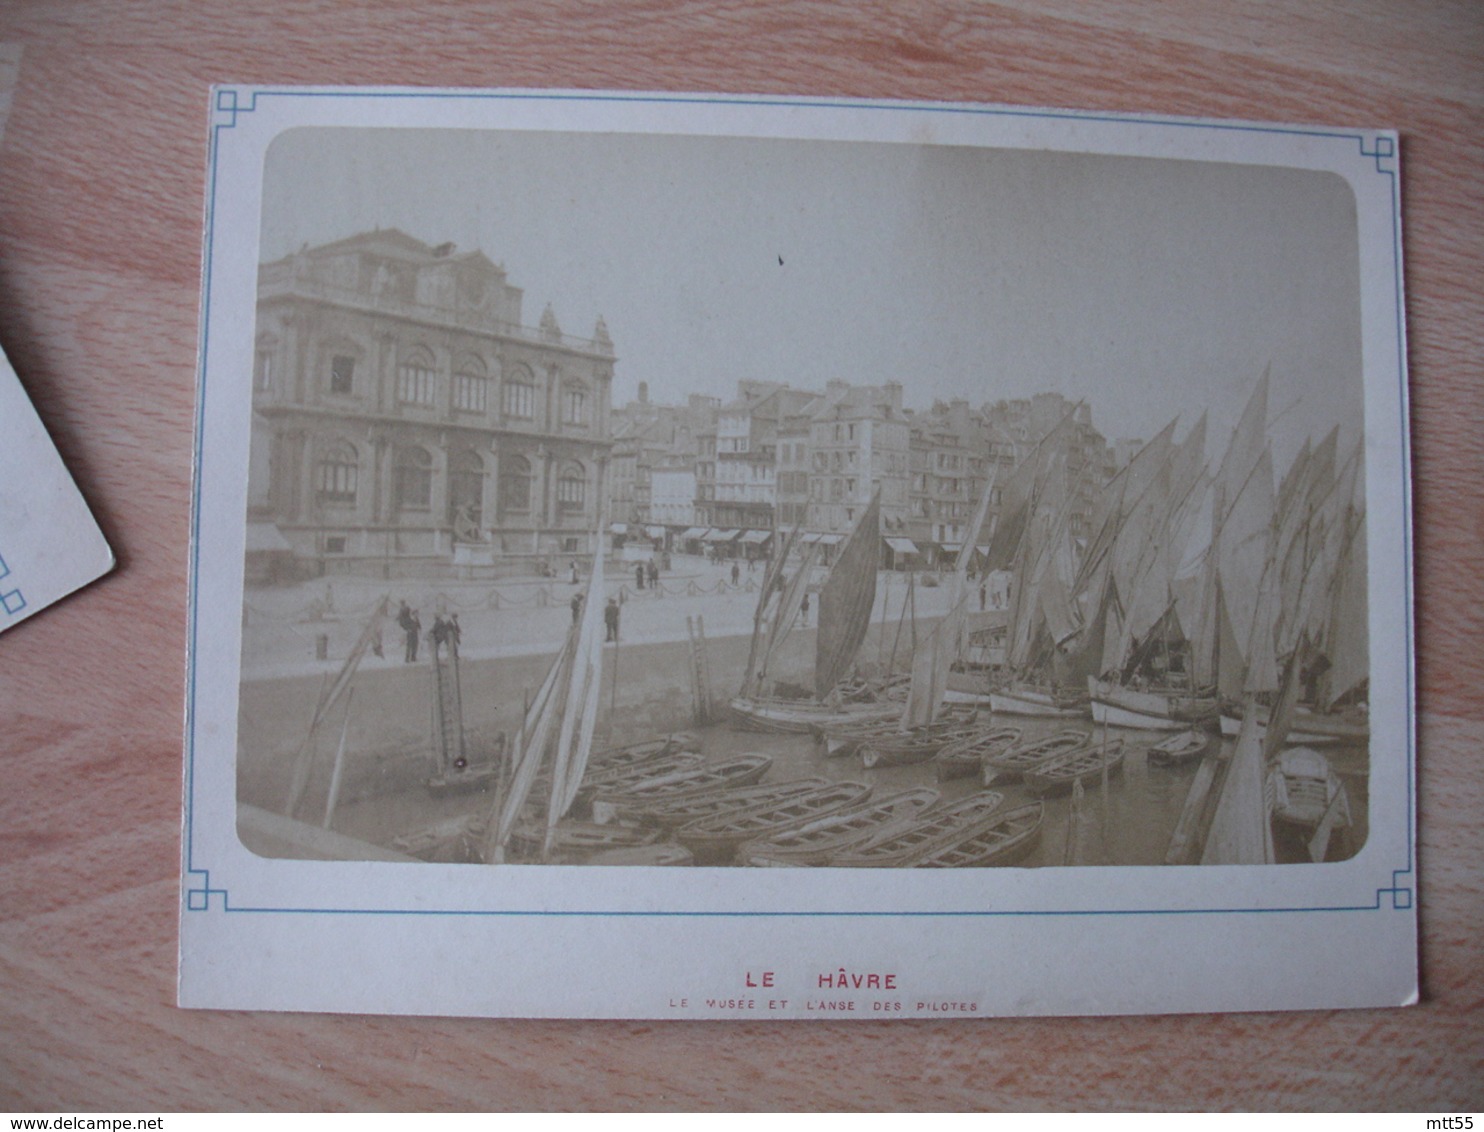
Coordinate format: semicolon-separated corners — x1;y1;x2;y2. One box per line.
676;781;873;864
1022;739;1125;796
815;716;903;758
831;791;1006;868
981;729;1091;786
859;722;983;768
914;801;1044;868
629;777;829;829
933;727;1022;781
575;751;703;801
588;754;773;824
729;695;898;734
736;788;941;867
1146;728;1214;766
587;732;700;772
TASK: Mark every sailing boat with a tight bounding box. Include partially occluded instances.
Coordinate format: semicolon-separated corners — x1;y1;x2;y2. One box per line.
483;512;609;863
729;492;897;732
1084;411;1217;730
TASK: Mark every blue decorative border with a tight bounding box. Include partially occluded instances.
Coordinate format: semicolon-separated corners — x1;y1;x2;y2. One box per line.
185;89;1414;922
0;551;26;616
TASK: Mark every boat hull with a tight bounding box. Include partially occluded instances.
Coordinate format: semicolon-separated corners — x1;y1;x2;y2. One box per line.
989;686;1087;718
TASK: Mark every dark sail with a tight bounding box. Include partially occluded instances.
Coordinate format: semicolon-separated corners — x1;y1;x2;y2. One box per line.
814;491;881;699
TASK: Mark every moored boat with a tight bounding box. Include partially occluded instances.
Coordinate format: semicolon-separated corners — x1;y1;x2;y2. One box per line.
981;728;1090;786
859;720;983;769
1146;728;1214;766
816;714;904;757
588;753;773;824
632;777;829;830
729;695;898;735
676;781;872;864
831;791;1006;868
933;726;1021;781
1088;677;1216;731
1218;703;1369;747
572;751;704;809
1267;747;1351;831
1022;739;1125;796
735;788;940;867
914;801;1044;867
988;682;1089;718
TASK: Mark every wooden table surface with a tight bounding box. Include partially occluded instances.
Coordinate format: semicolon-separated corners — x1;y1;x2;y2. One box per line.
0;1;1479;1111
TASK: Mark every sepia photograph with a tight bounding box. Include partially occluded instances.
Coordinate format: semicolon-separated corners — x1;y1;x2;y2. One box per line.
179;89;1414;1018
235;125;1371;871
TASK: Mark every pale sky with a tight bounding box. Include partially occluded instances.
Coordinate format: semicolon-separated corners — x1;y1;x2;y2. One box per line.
260;128;1364;468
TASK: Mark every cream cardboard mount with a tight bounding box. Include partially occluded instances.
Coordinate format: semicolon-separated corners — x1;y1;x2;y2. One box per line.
180;88;1416;1019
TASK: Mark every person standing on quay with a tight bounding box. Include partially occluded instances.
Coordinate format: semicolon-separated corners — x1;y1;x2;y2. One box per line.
604;597;620;643
730;560;740;587
398;602;421;663
800;591;810;627
635;561;646;591
571;591;584;625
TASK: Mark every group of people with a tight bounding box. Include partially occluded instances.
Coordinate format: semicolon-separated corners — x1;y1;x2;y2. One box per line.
395;601;461;663
569;591;623;642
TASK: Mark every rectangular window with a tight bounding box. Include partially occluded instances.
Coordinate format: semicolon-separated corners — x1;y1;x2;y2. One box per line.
324;536;347;554
562;388;586;425
455;373;487;412
329;355;355;396
397;362;436;406
254;352;273;391
503;381;535;419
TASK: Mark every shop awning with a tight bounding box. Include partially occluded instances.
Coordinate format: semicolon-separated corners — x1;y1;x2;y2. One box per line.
645;525;666;539
940;541;963;553
678;527;708;540
816;533;843;546
740;529;772;543
704;529;741;541
884;537;919;555
800;532;821;544
609;522;629;534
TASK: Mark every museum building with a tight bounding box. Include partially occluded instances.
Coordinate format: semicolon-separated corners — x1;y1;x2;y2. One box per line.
247;229;615;577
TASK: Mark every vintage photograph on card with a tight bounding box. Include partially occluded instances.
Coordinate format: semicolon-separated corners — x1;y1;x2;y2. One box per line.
183;90;1414;1017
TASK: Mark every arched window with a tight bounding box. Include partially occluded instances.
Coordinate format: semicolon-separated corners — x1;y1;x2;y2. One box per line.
557;462;586;510
503;364;536;420
453;354;488;413
396;345;436;406
561;381;588;426
395;446;433;509
500;454;532;512
448;450;483;527
315;440;358;506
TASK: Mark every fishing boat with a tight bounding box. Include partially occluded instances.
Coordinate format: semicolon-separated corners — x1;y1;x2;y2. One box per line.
1268;747;1351;840
988;682;1089;718
1088;677;1215;731
914;801;1044;868
629;777;829;830
1146;728;1214;766
933;726;1022;781
831;791;1007;868
1218;702;1369;747
730;495;890;733
588;753;773;824
588;732;700;772
981;728;1091;786
816;714;903;757
676;781;872;864
735;788;940;867
1022;739;1125;796
859;719;984;768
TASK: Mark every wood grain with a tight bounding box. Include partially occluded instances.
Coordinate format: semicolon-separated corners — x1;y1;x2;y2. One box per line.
0;0;1479;1110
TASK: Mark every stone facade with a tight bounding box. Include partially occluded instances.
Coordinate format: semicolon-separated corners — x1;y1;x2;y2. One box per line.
249;229;614;576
